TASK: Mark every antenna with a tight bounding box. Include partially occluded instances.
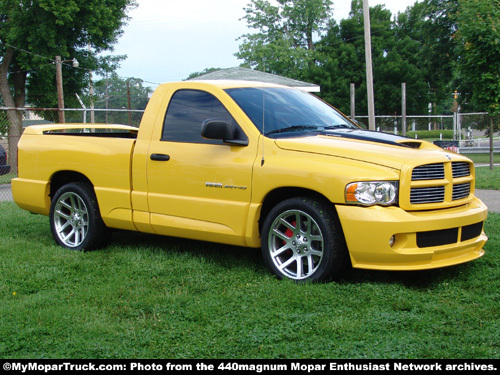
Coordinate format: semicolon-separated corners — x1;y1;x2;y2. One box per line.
261;89;265;166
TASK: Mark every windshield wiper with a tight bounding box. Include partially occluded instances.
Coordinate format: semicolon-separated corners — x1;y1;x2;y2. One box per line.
323;124;356;130
265;125;320;136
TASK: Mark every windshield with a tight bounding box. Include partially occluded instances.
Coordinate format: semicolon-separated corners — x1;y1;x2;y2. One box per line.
225;87;358;137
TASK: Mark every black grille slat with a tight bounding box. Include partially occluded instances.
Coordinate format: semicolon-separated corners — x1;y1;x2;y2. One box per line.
412;164;445;181
452;162;471;178
416;221;483;248
410;186;445;204
453;183;471;200
461;222;483;242
417;228;458;248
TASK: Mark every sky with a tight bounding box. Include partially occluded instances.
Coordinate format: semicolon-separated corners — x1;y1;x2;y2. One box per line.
111;0;420;87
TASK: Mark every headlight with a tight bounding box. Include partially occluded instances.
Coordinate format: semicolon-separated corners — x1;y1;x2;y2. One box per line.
345;181;398;206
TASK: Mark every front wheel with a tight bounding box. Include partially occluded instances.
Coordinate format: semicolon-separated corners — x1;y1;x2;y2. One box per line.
50;182;110;251
261;197;349;282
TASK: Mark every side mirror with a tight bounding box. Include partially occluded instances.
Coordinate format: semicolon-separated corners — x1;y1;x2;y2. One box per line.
201;120;248;146
202;120;233;140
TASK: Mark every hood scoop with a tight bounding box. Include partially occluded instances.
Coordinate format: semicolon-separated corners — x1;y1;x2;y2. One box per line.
398;140;422;149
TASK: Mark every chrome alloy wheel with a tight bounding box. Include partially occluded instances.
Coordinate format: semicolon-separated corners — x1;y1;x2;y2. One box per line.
267;209;325;280
53;191;89;248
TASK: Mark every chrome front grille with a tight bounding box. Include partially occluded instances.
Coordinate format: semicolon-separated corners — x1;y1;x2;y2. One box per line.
453;183;471;200
412;163;445;180
408;161;473;206
411;186;445;204
452;162;470;178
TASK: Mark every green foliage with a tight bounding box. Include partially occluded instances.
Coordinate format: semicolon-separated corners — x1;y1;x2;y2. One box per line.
416;0;460;112
90;75;153;125
314;1;431;115
92;75;152;111
454;0;500;116
0;0;136;109
236;0;454;115
235;0;500;118
1;202;499;358
236;0;334;80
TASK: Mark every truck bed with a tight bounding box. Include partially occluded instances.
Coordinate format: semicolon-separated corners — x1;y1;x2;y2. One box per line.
13;124;138;230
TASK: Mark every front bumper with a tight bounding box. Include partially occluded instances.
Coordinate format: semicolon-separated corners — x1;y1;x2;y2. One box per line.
336;197;488;270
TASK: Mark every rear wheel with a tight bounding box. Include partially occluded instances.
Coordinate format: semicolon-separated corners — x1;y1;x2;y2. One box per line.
261;197;349;282
50;182;110;251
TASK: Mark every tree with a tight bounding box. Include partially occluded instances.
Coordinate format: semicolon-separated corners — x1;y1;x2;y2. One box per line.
313;1;429;116
454;0;500;114
236;0;451;116
454;0;500;169
236;0;334;81
0;0;135;172
414;0;460;113
92;74;153;126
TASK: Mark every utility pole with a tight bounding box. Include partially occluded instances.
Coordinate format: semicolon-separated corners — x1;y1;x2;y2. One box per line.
105;73;109;124
127;79;132;125
363;0;376;130
88;43;95;123
350;83;356;120
55;56;65;123
55;55;79;123
402;83;406;136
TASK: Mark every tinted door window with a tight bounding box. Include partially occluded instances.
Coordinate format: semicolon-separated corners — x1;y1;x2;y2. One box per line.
162;89;236;144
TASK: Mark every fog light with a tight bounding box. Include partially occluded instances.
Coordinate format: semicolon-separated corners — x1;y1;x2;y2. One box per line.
389;235;396;247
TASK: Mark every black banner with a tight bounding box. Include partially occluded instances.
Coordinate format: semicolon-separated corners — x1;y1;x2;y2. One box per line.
1;359;498;374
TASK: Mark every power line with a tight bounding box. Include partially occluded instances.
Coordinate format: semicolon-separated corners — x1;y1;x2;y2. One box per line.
0;41;162;85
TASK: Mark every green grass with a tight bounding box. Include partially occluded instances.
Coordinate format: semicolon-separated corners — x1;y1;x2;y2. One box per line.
475;166;500;190
466;153;500;165
0;171;16;184
1;202;499;359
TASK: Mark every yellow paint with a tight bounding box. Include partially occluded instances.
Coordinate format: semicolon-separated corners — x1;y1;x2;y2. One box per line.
13;81;488;270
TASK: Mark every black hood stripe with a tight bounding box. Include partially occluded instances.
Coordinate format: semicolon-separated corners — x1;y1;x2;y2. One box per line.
322;129;416;148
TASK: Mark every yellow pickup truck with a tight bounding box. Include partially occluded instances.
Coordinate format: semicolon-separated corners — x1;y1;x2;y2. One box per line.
12;80;488;282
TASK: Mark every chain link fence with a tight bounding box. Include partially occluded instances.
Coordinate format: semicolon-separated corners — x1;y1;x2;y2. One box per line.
356;112;500;151
1;108;499;202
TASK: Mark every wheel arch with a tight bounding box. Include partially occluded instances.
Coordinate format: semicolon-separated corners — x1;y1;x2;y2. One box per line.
50;171;94;199
258;187;341;234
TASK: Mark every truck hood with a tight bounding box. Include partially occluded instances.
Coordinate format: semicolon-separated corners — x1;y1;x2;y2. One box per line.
274;129;452;170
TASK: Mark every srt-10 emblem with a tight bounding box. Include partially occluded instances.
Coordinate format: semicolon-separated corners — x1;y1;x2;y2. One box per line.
206;182;247;190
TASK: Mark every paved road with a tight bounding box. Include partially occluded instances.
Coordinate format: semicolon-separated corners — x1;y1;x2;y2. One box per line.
475;189;500;213
1;184;499;212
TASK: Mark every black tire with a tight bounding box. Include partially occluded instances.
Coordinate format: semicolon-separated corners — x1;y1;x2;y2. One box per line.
50;182;110;251
261;197;349;282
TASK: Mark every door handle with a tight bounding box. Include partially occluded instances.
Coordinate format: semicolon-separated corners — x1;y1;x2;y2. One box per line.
150;153;170;161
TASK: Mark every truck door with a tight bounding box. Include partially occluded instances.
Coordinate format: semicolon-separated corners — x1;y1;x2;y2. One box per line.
146;89;258;246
